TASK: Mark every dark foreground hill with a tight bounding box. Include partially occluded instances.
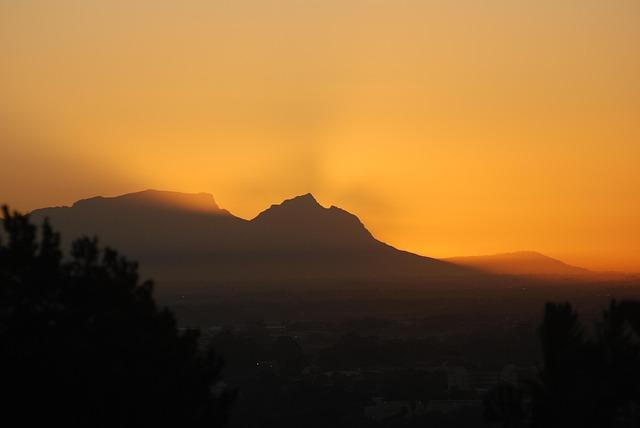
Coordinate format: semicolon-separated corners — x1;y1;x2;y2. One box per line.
30;190;474;286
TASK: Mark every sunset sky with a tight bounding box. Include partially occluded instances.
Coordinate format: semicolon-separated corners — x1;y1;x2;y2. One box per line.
1;0;639;271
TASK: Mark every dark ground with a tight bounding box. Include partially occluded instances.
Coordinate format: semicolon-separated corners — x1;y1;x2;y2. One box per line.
156;278;640;427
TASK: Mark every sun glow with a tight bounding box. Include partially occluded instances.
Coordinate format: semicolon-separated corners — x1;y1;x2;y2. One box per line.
1;0;639;271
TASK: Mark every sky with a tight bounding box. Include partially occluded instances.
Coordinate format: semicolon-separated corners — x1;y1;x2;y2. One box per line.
1;0;639;271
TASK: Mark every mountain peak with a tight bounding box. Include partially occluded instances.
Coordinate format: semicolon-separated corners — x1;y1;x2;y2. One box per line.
251;193;325;223
280;193;322;208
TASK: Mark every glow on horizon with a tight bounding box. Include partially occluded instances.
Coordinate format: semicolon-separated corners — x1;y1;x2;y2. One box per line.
1;0;639;272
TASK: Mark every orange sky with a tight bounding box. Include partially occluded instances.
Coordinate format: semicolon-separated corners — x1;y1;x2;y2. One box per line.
1;0;639;271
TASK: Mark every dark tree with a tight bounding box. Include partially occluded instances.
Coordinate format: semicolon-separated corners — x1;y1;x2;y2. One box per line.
529;301;640;428
0;206;233;427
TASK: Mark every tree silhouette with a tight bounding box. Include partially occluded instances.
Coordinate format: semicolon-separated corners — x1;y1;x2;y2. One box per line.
482;301;640;427
597;300;640;425
529;301;640;427
0;206;233;427
533;302;595;427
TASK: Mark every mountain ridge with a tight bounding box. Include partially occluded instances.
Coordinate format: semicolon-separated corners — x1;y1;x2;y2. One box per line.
27;190;601;284
29;190;472;285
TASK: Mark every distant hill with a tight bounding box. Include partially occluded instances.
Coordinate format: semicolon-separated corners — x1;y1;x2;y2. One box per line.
30;190;474;286
446;251;593;278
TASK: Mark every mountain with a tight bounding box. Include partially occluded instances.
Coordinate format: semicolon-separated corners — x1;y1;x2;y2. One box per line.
30;190;473;285
445;251;592;278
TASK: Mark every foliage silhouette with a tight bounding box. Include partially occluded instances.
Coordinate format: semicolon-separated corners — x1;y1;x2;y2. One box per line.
485;300;640;427
0;206;233;427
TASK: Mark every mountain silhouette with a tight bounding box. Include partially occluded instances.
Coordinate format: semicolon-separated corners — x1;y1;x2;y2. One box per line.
446;251;592;277
250;194;379;250
30;190;473;285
